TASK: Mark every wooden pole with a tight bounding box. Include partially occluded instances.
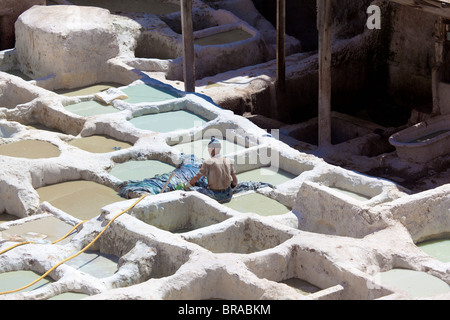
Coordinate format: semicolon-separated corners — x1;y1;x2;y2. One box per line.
181;0;195;92
432;16;445;115
0;8;13;50
276;0;286;92
317;0;332;147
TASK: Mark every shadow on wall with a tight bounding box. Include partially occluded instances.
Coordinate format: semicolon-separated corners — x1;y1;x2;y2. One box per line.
0;0;46;50
255;0;413;128
252;0;318;52
252;0;374;52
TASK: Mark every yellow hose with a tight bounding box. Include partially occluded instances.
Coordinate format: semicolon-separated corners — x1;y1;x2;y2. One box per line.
0;241;34;256
51;220;89;245
0;194;147;295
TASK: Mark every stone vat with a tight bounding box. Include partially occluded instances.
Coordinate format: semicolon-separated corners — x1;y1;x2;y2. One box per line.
389;114;450;163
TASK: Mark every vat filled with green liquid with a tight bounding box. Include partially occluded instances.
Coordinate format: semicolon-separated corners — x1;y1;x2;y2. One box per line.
122;84;180;104
0;270;52;295
65;100;121;117
224;193;290;216
417;238;450;263
379;269;450;298
129;110;207;133
236;167;295;186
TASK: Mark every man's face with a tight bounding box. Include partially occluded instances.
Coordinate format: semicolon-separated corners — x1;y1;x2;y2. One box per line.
208;147;220;157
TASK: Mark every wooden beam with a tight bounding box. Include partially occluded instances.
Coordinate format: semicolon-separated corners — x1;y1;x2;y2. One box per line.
317;0;332;147
432;16;445;114
389;0;450;19
180;0;195;93
276;0;286;92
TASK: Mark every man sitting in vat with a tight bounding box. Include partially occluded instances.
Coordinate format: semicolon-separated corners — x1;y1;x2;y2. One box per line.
185;137;238;203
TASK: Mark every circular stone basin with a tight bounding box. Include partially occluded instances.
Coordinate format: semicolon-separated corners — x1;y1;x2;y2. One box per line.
417;238;450;263
68;135;132;153
36;180;124;220
65;100;121;117
129;110;208;133
0;140;60;159
224;193;291;216
0;270;51;295
109;160;175;181
379;269;450;298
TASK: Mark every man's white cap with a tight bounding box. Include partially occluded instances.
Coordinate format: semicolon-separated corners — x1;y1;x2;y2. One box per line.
208;136;221;149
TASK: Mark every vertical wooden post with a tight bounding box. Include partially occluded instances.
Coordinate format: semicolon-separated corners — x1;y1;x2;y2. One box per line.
317;0;332;147
432;17;444;115
0;8;13;50
276;0;286;92
181;0;195;92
